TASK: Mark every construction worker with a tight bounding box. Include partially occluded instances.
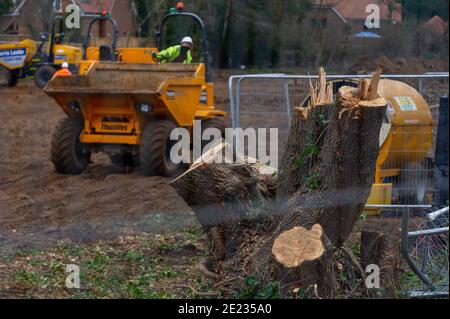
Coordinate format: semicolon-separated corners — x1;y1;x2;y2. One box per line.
52;62;72;79
152;36;193;64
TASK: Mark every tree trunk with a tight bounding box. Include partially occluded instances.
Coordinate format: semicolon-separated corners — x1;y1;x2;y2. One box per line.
219;0;232;68
171;146;277;271
171;68;387;298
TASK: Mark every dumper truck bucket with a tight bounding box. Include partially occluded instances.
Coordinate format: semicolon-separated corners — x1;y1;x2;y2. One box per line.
45;62;200;95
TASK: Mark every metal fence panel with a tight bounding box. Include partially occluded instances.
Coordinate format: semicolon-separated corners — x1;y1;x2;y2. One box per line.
402;206;449;297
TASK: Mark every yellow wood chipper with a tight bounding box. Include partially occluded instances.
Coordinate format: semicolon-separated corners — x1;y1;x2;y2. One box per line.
302;79;434;211
365;79;434;212
45;10;226;177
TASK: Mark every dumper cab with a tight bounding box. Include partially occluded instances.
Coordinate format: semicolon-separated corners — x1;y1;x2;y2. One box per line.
34;16;83;88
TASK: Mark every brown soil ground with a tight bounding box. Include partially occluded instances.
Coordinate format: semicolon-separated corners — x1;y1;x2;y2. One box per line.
348;55;449;75
0;80;196;251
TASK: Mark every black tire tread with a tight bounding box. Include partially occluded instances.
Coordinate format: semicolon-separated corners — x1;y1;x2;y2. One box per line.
140;119;182;177
51;117;90;175
35;65;57;89
203;117;225;135
9;72;19;87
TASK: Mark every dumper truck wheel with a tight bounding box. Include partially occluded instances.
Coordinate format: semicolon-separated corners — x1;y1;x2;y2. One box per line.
0;66;11;87
398;162;428;205
35;65;57;89
140;120;185;177
201;117;226;154
9;71;19;87
51;117;91;175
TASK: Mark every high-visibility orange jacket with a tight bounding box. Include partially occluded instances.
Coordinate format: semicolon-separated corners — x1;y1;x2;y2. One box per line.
52;68;72;79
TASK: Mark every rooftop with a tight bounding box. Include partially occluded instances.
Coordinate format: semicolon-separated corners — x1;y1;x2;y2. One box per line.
313;0;402;23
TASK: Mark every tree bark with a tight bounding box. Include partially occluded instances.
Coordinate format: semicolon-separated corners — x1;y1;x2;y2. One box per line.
171;69;387;298
171;151;276;271
219;0;232;68
360;230;401;298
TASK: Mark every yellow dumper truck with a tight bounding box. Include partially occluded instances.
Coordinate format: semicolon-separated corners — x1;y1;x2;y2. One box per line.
45;10;225;177
0;39;38;87
0;16;82;88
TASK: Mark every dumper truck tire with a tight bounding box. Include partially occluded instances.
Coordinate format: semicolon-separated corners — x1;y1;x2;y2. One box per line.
35;65;57;89
0;66;12;87
51;117;91;175
201;117;225;154
140;120;185;177
9;71;19;87
398;162;428;205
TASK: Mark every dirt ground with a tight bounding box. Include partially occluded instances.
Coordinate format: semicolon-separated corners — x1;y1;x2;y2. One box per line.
0;80;197;251
349;55;449;75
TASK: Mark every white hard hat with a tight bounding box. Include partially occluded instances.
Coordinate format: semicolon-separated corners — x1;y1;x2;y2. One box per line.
61;62;69;69
181;36;193;45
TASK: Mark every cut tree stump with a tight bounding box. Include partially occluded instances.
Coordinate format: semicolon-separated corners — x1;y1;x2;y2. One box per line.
272;224;325;268
171;68;388;298
360;230;401;298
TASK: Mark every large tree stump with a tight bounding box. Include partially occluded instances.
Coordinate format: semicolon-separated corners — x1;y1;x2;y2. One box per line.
171;68;387;298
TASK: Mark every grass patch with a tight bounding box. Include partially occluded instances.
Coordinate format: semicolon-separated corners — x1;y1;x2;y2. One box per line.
1;229;210;299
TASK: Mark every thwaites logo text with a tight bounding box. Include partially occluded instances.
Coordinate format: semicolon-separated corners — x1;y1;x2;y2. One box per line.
101;124;128;131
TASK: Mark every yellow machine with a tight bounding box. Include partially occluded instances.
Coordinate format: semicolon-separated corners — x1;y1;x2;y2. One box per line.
0;39;38;86
34;16;82;88
36;14;153;88
0;16;82;88
82;15;157;65
301;79;434;213
45;10;226;177
365;79;434;213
